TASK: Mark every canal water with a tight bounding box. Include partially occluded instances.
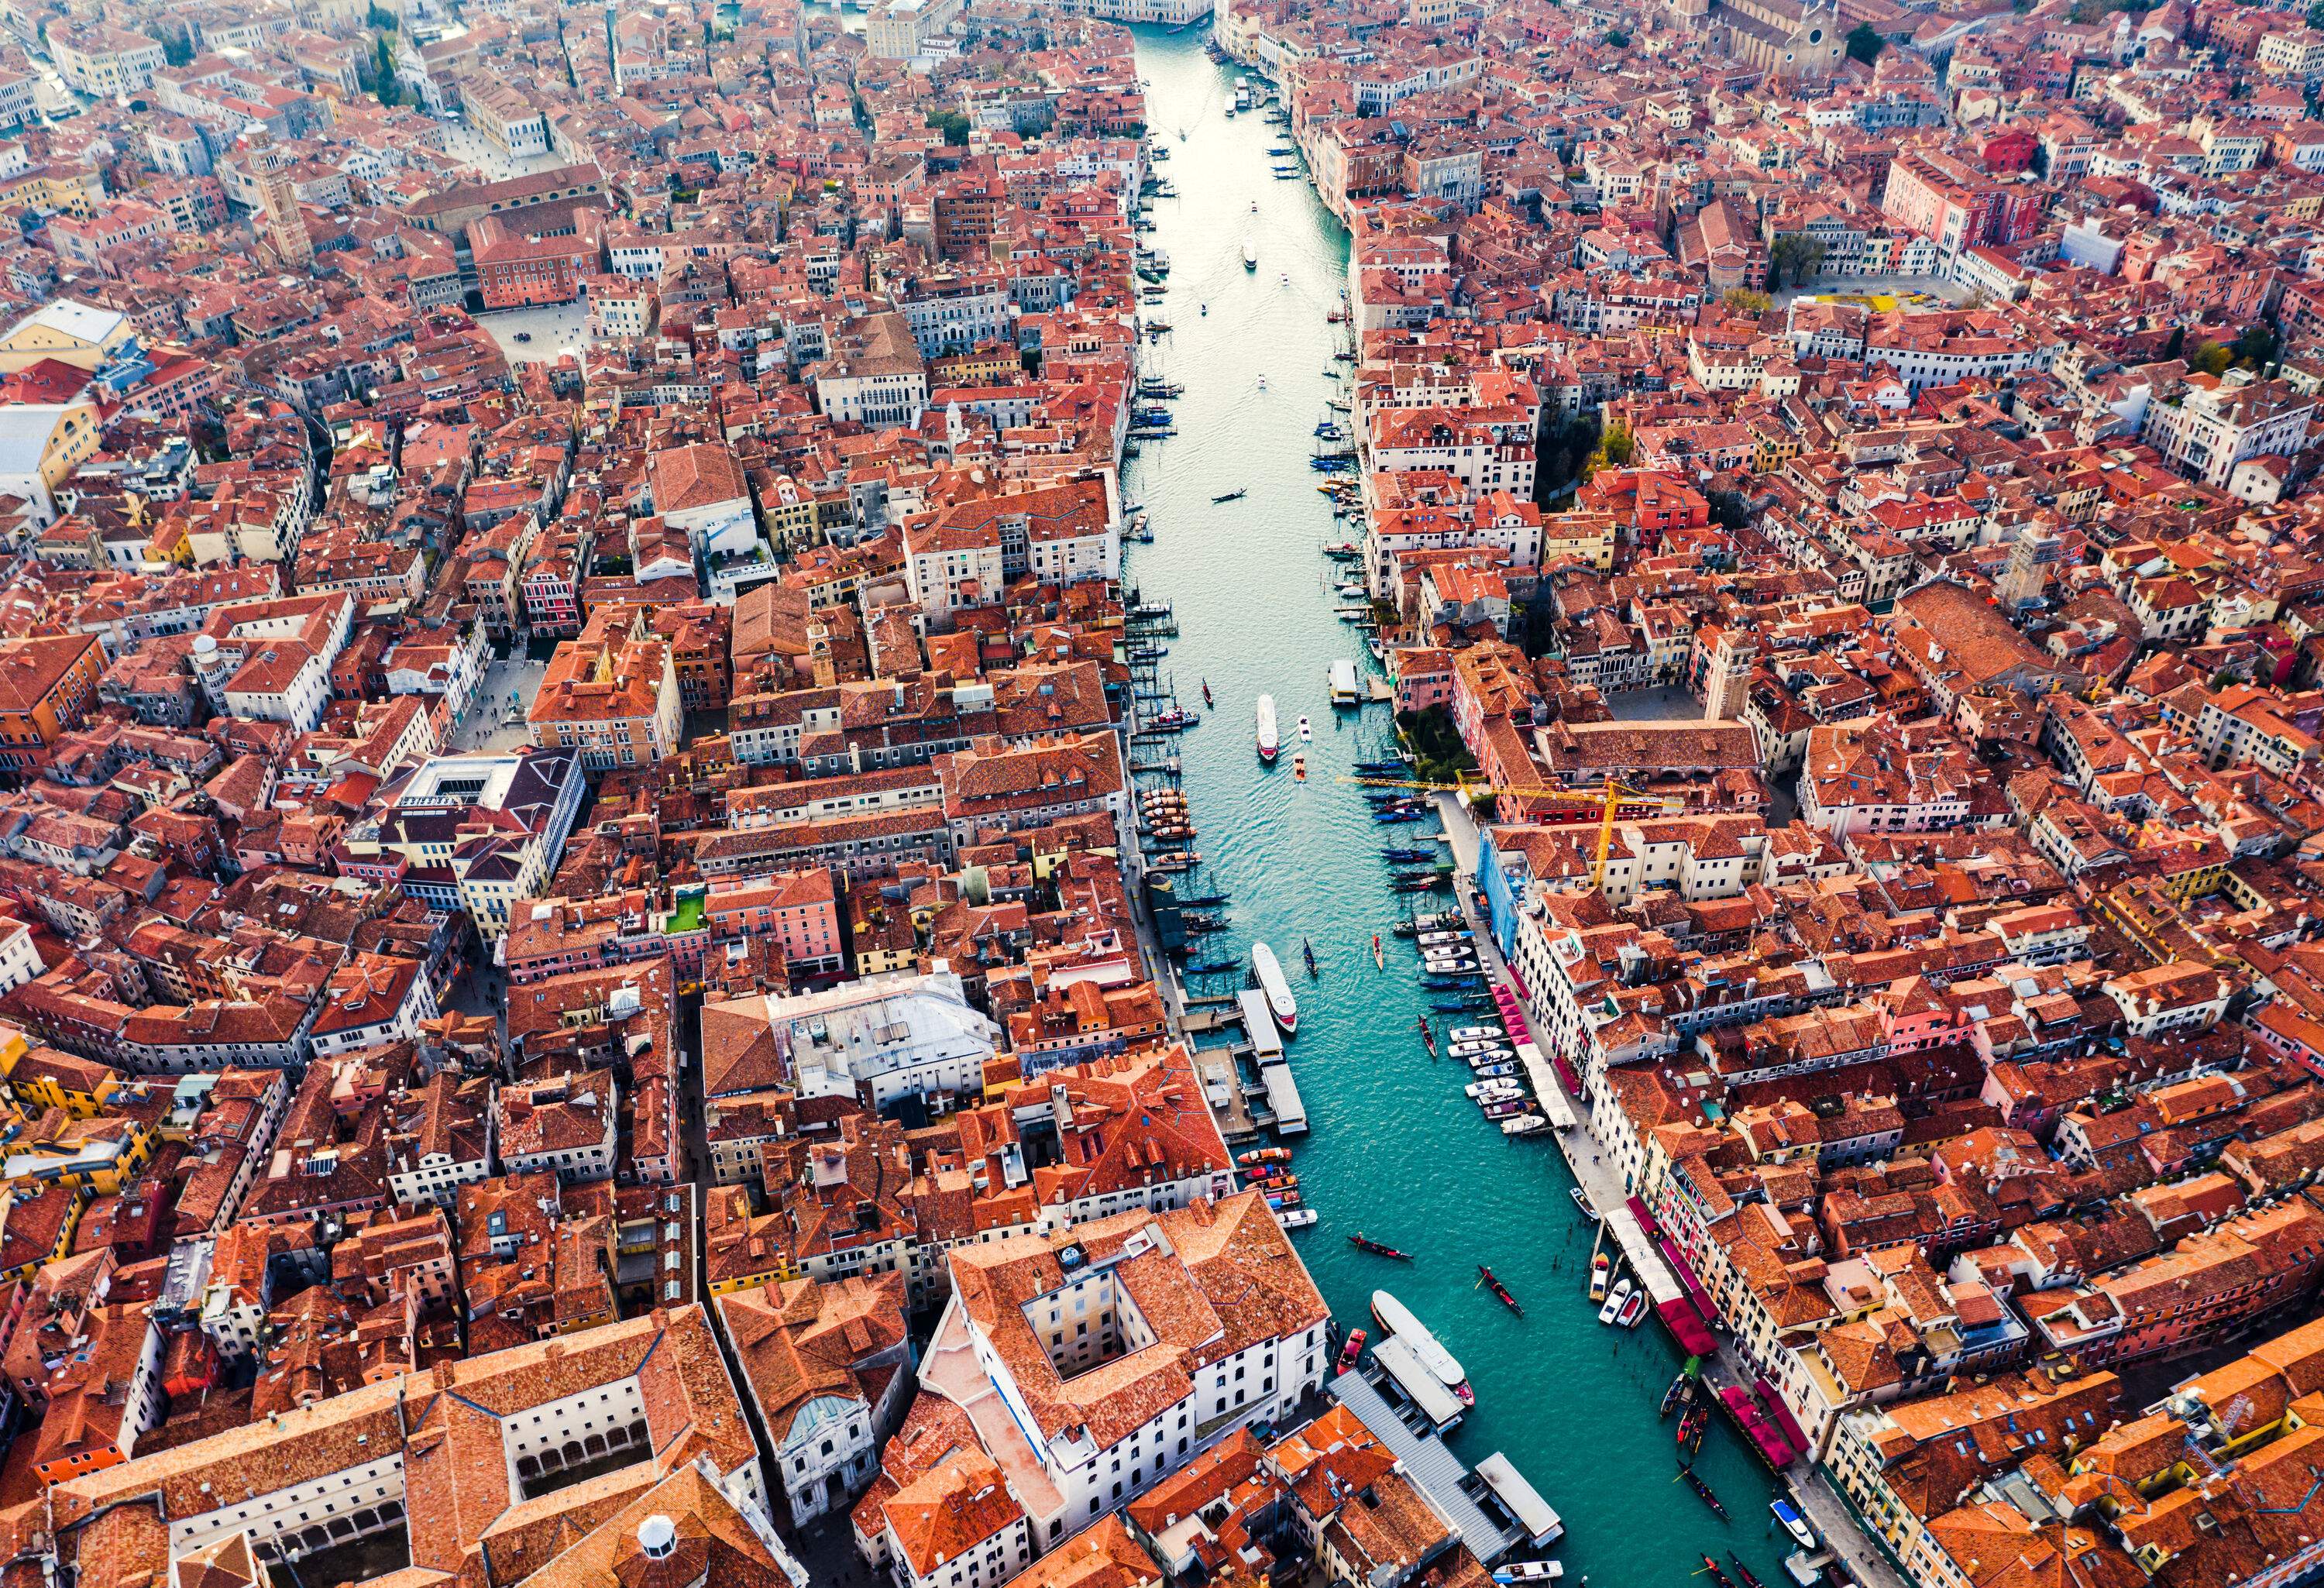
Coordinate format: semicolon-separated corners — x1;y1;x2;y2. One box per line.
1123;28;1785;1583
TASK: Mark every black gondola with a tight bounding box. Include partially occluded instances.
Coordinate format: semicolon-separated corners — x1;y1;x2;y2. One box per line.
1212;487;1247;503
1348;1233;1413;1260
1700;1556;1736;1588
1477;1264;1524;1317
1685;1470;1731;1521
1661;1372;1693;1418
1729;1556;1767;1588
1303;938;1318;977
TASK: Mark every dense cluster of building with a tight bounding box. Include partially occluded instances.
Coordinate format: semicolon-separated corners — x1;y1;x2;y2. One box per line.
0;0;2309;1581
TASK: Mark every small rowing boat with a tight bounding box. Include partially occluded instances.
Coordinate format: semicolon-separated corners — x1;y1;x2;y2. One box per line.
1571;1187;1599;1220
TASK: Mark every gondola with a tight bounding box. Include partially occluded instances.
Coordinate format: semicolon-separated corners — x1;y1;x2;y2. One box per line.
1729;1556;1767;1588
1685;1470;1730;1521
1418;1016;1438;1057
1382;846;1435;862
1477;1264;1524;1317
1348;1232;1413;1260
1700;1557;1736;1588
1661;1371;1694;1418
1303;938;1318;977
1212;487;1247;503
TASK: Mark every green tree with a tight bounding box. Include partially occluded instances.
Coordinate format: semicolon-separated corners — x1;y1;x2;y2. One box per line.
1722;287;1772;316
373;36;401;105
2311;0;2324;27
160;31;193;66
926;108;971;145
2163;325;2185;360
2190;340;2233;376
1769;232;1826;290
1845;21;1884;62
1583;419;1635;479
1603;26;1630;45
2230;321;2280;371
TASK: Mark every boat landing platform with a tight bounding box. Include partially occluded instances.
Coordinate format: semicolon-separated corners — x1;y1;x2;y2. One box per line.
1330;1366;1528;1564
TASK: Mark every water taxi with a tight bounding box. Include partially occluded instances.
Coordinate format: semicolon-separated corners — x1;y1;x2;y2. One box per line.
1370;1291;1473;1405
1588;1252;1611;1302
1597;1277;1633;1326
1772;1500;1817;1551
1250;941;1298;1033
1501;1115;1548;1136
1256;694;1280;762
1297;714;1313;741
1243;241;1257;270
1493;1564;1563;1584
1336;1328;1367;1373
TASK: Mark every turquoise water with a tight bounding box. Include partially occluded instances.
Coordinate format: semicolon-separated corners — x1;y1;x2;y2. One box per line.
1124;29;1786;1584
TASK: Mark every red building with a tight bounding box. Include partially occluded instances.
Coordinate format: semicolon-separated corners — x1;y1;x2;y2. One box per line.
469;207;605;309
1978;127;2038;173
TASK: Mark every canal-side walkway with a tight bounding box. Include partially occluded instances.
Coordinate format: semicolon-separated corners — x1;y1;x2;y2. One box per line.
1432;798;1909;1588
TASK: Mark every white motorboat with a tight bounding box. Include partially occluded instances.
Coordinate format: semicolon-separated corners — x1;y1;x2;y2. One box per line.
1298;714;1312;741
1257;694;1280;762
1597;1277;1633;1326
1501;1115;1549;1136
1251;941;1298;1035
1370;1291;1473;1404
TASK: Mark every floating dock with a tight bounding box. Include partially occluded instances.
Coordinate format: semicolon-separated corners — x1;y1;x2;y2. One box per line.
1239;989;1307;1135
1475;1452;1563;1547
1373;1335;1464;1430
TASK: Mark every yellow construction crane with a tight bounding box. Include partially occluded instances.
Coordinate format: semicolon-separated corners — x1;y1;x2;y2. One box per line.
1341;772;1682;888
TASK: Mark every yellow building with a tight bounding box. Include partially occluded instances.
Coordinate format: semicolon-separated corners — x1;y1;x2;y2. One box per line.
703;1184;791;1296
0;1036;121;1119
0;301;133;374
2;1114;157;1194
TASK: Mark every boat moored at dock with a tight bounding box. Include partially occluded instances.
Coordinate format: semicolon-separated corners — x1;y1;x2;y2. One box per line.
1370;1290;1473;1405
1251;940;1298;1033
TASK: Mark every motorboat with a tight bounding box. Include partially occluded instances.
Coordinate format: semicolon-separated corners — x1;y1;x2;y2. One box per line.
1243;240;1257;269
1450;1026;1504;1043
1251;941;1298;1034
1493;1565;1563;1584
1772;1500;1817;1552
1588;1252;1611;1302
1449;1040;1509;1059
1501;1115;1548;1136
1370;1291;1473;1404
1418;931;1471;947
1481;1098;1529;1119
1467;1053;1516;1074
1336;1327;1367;1373
1257;695;1281;763
1597;1277;1634;1326
1471;1062;1519;1080
1298;715;1313;741
1618;1287;1648;1328
1277;1208;1317;1229
1293;751;1307;781
1239;1147;1291;1166
1467;1081;1524;1103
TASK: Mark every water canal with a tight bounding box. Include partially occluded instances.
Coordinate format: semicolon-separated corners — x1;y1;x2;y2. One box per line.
1122;26;1787;1584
